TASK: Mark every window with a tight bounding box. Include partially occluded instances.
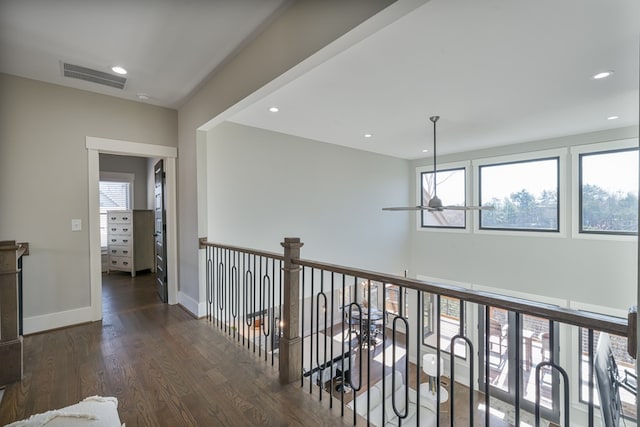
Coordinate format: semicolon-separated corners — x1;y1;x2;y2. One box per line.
579;148;638;235
385;283;409;319
479;157;559;231
99;173;133;247
423;294;467;358
578;329;636;421
421;167;466;228
479;308;560;421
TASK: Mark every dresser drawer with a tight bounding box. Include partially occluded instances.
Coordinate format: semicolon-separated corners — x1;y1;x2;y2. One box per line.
107;212;132;224
107;246;131;257
109;256;132;269
107;224;132;235
107;236;132;246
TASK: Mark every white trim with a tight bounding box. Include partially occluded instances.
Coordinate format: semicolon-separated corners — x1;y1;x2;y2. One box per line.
99;171;135;182
570;138;638;242
472;147;568;238
86;136;179;322
86;137;177;158
567;301;631;427
178;291;206;318
24;306;93;335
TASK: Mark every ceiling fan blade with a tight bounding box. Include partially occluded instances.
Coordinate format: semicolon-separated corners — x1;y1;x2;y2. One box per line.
382;206;433;211
443;205;496;211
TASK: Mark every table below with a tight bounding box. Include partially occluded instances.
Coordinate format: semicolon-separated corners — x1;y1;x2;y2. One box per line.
419;382;449;404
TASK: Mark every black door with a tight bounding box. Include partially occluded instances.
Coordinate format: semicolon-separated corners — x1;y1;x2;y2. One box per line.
154;159;168;303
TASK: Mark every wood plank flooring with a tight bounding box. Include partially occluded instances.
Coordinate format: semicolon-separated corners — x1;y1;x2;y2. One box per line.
0;272;351;426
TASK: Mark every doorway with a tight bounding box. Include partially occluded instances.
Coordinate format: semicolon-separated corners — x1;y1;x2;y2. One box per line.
86;136;178;321
478;307;560;421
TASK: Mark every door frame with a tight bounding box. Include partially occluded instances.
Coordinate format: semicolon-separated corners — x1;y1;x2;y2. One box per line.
87;136;178;321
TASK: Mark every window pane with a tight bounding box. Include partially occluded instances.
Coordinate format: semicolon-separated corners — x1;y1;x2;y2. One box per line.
480;158;559;231
580;148;638;234
423;294;466;358
99;181;130;247
421;168;466;228
579;329;636;421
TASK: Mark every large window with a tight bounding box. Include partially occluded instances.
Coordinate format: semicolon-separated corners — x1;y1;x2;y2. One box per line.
423;294;466;358
578;329;636;421
421;167;466;228
479;157;559;231
99;173;133;247
579;148;638;235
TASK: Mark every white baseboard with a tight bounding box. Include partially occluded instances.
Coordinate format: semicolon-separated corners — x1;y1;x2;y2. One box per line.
178;291;206;318
23;306;94;334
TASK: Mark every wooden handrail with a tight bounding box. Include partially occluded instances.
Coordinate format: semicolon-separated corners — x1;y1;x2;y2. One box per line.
297;257;628;338
199;238;628;339
199;238;284;261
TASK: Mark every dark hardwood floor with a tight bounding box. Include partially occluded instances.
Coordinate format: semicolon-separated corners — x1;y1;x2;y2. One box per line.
0;272;351;426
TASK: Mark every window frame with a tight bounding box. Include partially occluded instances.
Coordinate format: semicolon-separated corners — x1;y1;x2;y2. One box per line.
473;148;567;237
570;301;635;422
418;275;471;360
416;161;472;233
571;139;638;241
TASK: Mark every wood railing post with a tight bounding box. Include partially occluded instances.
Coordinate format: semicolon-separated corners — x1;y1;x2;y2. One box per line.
279;237;303;384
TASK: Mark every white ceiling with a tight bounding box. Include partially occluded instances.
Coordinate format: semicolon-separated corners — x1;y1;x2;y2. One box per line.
228;0;640;159
0;0;287;109
1;0;638;160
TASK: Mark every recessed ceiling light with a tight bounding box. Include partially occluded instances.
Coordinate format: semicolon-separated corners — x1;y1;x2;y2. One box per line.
269;107;279;113
607;115;619;120
592;71;613;80
422;149;429;153
137;93;150;101
111;66;127;75
364;133;373;138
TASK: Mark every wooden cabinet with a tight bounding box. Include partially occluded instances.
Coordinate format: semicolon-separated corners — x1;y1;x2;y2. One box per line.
0;240;28;386
107;210;153;277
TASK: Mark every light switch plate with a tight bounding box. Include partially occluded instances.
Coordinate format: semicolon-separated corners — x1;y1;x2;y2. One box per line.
71;219;82;231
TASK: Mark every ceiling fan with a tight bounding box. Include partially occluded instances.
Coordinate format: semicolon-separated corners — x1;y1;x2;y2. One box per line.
383;115;494;212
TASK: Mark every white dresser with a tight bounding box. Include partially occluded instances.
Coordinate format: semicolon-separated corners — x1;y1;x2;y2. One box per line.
106;210;154;277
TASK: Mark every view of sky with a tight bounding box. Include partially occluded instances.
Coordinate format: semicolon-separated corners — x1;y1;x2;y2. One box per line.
582;149;638;195
480;158;558;202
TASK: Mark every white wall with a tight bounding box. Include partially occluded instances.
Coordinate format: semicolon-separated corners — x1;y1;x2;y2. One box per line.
206;122;411;273
409;126;639;312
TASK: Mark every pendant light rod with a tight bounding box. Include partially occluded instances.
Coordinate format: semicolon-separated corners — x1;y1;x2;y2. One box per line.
429;115;440;197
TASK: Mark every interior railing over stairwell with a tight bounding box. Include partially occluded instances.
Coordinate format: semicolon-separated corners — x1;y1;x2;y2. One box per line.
200;237;636;427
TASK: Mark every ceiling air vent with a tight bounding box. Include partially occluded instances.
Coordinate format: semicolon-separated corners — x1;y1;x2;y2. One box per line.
62;62;127;89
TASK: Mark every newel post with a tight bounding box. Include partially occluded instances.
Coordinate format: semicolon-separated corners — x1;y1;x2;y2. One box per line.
279;237;303;384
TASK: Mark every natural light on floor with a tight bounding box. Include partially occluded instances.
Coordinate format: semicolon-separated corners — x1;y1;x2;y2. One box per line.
374;344;406;367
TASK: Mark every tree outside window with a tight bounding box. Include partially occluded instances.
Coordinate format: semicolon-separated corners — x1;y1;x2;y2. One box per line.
579;148;638;235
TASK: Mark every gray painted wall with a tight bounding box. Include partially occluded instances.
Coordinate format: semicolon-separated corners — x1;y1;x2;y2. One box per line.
0;73;177;323
99;154;149;210
177;0;399;306
206;122;411;272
